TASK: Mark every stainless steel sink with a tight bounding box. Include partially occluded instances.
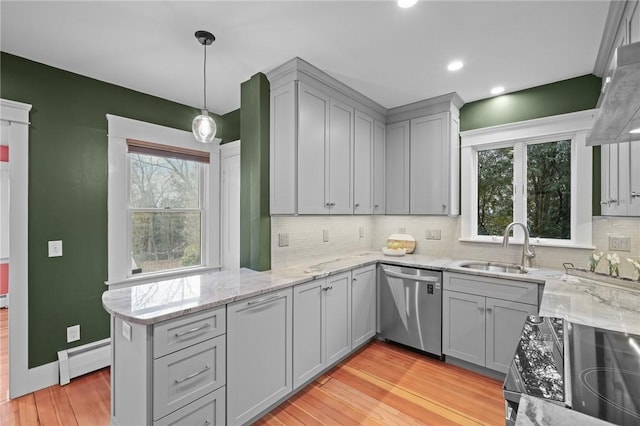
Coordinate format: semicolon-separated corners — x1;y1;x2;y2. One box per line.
459;261;528;274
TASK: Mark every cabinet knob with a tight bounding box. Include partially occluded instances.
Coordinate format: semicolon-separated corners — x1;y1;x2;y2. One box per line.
374;204;379;208
486;307;493;313
325;202;331;207
355;203;360;208
632;192;640;198
478;306;484;312
442;204;447;211
600;201;609;205
353;277;358;282
609;199;618;204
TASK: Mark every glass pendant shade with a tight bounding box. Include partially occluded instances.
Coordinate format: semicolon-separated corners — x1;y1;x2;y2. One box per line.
192;109;217;143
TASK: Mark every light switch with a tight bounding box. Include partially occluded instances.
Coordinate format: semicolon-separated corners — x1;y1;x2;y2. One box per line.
48;240;63;257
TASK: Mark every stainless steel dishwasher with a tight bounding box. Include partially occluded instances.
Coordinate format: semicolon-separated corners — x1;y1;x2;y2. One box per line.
379;264;442;357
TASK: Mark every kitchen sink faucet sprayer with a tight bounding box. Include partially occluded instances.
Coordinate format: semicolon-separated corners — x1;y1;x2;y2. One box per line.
502;222;536;268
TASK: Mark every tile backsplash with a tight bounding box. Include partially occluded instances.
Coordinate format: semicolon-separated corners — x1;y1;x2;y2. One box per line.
272;215;640;278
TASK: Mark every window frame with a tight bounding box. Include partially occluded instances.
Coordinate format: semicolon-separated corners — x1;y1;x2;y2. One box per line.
107;115;221;288
460;110;595;249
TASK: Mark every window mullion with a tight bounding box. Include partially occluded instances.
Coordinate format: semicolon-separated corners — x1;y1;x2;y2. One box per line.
512;143;525;241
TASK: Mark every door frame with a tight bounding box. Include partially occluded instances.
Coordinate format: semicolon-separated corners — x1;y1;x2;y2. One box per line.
220;140;240;270
2;99;60;398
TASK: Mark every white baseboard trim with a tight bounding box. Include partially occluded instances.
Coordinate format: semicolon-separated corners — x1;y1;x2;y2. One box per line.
10;360;59;398
57;338;111;385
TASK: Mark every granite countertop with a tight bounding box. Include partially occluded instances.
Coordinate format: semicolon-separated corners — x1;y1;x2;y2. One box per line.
102;251;640;333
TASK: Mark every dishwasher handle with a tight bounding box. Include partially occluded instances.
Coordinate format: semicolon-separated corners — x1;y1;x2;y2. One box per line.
383;269;440;283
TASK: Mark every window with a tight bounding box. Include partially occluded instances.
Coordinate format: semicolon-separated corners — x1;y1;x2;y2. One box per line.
129;151;204;275
107;115;220;287
460;111;595;248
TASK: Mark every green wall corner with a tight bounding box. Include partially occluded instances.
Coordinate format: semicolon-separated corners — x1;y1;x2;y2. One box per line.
239;73;271;271
0;52;239;368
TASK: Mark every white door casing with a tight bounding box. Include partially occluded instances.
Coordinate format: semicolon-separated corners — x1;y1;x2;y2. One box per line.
220;141;240;270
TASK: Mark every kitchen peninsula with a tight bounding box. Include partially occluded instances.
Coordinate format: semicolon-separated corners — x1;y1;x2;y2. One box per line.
103;252;640;425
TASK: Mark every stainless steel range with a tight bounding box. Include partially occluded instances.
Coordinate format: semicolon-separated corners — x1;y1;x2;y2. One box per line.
503;315;640;425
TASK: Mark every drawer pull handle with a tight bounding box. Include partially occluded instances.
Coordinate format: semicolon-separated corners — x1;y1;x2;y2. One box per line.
174;365;210;384
247;293;281;306
175;323;210;338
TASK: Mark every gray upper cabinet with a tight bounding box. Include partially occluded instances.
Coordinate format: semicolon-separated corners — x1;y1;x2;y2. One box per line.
267;58;387;216
298;83;331;214
601;142;640;216
351;265;376;349
385;120;411;215
410;113;449;214
386;94;463;216
354;111;374;215
227;289;293;425
373;120;386;215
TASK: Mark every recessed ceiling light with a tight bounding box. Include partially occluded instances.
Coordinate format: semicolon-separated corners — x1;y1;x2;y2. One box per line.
398;0;418;8
491;86;505;95
447;61;464;72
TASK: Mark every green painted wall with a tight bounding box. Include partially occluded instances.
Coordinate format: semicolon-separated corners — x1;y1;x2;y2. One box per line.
0;52;239;367
459;74;602;215
460;74;602;132
221;108;241;143
239;73;271;271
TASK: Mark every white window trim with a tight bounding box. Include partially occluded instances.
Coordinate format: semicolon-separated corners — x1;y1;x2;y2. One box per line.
106;115;221;288
460;110;596;249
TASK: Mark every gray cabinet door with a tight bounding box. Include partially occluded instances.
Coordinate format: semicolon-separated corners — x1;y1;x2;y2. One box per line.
354;110;374;215
485;298;537;373
373;120;386;215
226;289;293;425
297;82;330;214
351;265;376;349
442;290;485;365
324;272;352;366
385;121;410;214
328;98;354;214
270;81;297;215
293;280;324;390
410;112;449;214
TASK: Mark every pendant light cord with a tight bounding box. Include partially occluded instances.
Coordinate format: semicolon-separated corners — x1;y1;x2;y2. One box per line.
202;43;207;110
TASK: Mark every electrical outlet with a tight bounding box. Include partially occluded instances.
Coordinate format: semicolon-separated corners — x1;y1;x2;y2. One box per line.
359;227;365;238
48;240;63;257
425;229;442;240
609;236;631;251
323;229;329;242
278;232;289;247
67;325;80;343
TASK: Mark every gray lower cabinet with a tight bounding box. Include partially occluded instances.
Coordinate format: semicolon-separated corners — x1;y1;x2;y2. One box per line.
351;265;376;348
442;272;539;374
325;271;352;365
293;280;325;389
226;288;293;425
110;306;227;426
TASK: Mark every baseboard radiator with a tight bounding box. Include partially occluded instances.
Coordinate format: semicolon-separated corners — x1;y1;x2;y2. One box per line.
57;338;111;385
0;294;7;308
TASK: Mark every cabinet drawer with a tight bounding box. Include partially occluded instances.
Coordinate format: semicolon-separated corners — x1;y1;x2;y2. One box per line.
445;273;538;305
154;386;226;426
153;335;226;420
154;306;226;358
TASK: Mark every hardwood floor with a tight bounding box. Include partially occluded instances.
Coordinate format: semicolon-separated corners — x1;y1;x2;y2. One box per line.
0;308;504;425
255;341;505;426
0;308;111;426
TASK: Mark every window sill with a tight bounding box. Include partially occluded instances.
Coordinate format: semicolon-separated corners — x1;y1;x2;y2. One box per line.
458;237;595;250
105;265;222;288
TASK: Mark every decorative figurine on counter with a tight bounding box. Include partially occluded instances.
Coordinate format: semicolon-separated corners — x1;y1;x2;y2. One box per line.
588;251;603;272
627;258;640;281
606;253;620;277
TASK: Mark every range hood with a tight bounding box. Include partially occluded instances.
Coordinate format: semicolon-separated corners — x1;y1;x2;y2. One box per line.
587;41;640;146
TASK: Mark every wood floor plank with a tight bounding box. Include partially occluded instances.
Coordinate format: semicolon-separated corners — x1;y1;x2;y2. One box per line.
63;368;110;426
34;385;79;426
0;394;39;426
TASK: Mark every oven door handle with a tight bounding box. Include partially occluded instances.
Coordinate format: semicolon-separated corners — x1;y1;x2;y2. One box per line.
383;269;439;283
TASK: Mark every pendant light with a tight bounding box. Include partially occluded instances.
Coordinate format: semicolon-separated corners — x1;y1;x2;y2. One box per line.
192;30;217;143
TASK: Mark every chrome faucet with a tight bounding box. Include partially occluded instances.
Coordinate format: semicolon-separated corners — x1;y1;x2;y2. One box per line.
502;222;536;268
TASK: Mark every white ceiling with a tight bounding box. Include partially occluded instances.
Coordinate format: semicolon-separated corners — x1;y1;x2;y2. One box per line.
0;1;609;115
